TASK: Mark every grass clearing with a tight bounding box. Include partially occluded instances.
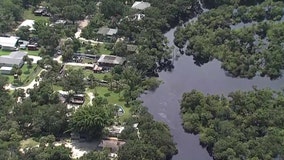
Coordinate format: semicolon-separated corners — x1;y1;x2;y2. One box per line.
20;138;39;148
23;9;49;21
65;66;110;80
0;50;40;56
3;64;41;87
98;43;112;55
0;50;11;56
79;43;112;55
88;86;131;121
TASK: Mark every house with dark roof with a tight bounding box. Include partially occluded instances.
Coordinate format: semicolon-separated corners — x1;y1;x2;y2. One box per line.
98;138;126;153
97;27;118;42
97;54;126;67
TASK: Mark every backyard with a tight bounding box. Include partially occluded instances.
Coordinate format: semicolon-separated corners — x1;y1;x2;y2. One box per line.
87;86;131;121
23;8;49;21
79;43;112;55
4;64;41;87
64;66;111;80
0;50;40;56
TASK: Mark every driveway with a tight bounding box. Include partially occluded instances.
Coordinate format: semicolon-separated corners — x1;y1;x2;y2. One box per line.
28;55;42;64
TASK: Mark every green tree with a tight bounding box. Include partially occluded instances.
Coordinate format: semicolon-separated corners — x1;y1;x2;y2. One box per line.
100;0;126;18
63;69;85;93
79;150;109;160
63;5;84;24
70;104;114;137
16;26;30;40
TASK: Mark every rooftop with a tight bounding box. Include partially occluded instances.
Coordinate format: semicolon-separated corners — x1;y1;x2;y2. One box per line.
0;37;19;47
131;1;151;10
0;66;13;70
98;138;126;153
0;51;27;66
127;44;138;52
17;20;35;31
97;27;118;36
97;55;126;65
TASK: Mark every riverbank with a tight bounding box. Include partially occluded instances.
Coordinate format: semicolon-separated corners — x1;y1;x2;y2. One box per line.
141;10;284;160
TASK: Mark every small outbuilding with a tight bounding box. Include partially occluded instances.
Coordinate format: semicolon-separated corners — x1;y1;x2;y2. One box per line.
0;36;19;51
0;66;13;74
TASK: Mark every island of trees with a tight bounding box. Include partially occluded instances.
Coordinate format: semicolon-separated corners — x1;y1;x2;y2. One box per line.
174;0;284;79
181;88;284;160
0;0;211;159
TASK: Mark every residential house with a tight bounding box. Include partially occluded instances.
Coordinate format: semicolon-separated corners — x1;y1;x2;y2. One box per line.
107;125;125;137
131;1;151;10
127;44;138;53
97;27;118;42
98;137;126;153
0;51;27;74
97;54;126;68
0;36;19;51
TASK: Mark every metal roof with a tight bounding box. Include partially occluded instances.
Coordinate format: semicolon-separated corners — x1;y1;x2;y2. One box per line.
98;54;126;65
0;51;27;66
0;37;19;48
97;27;118;36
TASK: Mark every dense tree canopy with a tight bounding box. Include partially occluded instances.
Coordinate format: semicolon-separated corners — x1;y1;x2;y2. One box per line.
174;0;284;79
181;88;284;160
69;102;115;138
0;0;23;33
119;105;177;160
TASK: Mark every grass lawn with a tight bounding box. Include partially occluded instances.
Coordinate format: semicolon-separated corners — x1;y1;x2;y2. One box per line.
26;50;40;56
0;50;11;56
20;138;39;148
0;49;40;56
87;86;131;121
4;64;41;87
53;85;63;91
23;9;49;21
79;43;112;55
65;66;111;80
98;43;112;55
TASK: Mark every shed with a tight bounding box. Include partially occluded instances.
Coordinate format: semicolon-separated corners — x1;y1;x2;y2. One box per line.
0;66;13;74
131;1;151;10
0;37;19;51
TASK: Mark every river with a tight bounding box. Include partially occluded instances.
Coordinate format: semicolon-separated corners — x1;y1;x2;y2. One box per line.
140;6;284;160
